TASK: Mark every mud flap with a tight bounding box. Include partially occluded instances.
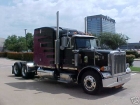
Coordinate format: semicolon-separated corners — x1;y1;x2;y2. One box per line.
12;65;14;74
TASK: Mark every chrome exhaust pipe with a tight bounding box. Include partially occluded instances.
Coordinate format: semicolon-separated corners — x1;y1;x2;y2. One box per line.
55;11;60;69
56;11;59;39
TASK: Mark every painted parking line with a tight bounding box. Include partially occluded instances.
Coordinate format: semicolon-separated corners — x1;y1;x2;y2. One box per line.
131;73;137;76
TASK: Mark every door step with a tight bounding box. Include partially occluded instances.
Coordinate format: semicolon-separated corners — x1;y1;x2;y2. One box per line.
58;73;75;83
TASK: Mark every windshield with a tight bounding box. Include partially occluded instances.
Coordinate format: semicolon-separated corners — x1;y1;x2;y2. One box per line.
90;38;98;49
75;37;97;49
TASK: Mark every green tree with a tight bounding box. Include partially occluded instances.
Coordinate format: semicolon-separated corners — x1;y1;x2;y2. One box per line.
98;32;128;50
17;36;26;51
4;35;18;51
26;33;33;51
4;33;33;52
4;35;26;52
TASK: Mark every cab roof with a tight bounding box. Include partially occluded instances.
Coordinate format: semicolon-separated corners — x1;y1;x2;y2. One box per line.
72;34;95;38
34;26;95;37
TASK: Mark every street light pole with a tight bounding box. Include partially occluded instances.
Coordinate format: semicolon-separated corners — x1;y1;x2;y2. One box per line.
24;29;27;52
125;38;128;50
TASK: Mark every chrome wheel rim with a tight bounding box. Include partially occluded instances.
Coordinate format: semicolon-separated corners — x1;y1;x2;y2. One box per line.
84;75;96;91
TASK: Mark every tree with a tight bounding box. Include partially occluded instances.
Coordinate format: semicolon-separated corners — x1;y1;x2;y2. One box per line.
4;35;18;51
4;35;26;52
26;33;33;51
17;36;26;51
4;33;33;52
98;32;128;50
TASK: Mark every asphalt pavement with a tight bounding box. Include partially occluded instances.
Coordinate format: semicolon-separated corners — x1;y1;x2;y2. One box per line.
0;58;140;105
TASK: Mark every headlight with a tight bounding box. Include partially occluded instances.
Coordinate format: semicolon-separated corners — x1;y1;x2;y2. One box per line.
84;56;88;63
126;67;131;73
100;66;111;71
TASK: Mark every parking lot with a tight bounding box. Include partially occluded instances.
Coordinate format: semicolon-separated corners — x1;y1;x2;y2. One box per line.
0;58;140;105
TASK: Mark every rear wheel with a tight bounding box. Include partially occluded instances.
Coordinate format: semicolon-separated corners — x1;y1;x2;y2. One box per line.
13;62;21;76
22;65;28;79
30;72;35;78
22;65;35;79
81;71;102;95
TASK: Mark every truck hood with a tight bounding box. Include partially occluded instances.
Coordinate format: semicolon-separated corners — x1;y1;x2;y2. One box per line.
78;49;111;67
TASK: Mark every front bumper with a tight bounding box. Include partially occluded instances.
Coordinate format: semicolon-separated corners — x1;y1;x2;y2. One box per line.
102;73;131;87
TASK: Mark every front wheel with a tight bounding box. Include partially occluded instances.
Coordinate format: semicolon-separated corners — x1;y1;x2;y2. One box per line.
81;71;102;95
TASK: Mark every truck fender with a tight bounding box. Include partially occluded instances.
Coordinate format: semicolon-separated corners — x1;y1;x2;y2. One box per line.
77;66;103;84
22;62;36;73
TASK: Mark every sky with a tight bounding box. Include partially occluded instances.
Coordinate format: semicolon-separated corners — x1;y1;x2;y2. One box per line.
0;0;140;42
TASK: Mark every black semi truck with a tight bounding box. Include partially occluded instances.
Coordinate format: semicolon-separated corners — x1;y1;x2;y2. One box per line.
12;11;131;94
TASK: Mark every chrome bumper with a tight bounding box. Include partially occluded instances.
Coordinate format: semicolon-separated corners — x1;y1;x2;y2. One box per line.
102;73;131;87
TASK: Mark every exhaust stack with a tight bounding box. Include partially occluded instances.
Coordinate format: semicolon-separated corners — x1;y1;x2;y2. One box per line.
55;11;60;69
56;11;59;39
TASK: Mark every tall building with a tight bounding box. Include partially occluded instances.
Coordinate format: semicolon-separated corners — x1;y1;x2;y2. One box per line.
86;15;115;35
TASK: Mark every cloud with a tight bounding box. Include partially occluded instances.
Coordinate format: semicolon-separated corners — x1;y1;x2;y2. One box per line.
116;4;140;42
0;0;140;42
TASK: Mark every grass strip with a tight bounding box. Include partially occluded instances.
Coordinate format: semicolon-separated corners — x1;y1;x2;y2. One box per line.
130;67;140;72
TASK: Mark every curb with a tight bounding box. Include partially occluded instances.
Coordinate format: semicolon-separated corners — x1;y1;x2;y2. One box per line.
131;71;140;73
134;59;140;61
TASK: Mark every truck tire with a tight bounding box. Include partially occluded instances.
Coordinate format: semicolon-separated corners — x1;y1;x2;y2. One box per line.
21;65;35;79
21;65;29;79
81;71;102;95
30;72;35;79
13;62;21;76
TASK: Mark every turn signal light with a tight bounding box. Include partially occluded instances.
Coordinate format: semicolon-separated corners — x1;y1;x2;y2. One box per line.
100;66;105;71
100;66;109;71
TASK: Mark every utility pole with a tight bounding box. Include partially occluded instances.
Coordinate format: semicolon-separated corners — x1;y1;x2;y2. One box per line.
125;37;129;50
24;29;27;52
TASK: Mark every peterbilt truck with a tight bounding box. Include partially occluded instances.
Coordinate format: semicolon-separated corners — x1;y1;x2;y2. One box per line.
12;12;131;94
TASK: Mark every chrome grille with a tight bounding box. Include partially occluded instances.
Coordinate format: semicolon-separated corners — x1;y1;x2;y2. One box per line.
109;51;126;75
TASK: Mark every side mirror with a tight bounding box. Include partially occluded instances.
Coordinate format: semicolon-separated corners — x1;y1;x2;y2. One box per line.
96;39;101;48
60;37;72;50
68;37;72;48
61;37;67;47
60;37;67;50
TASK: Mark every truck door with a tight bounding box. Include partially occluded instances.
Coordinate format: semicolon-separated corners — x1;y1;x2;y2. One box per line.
60;37;76;70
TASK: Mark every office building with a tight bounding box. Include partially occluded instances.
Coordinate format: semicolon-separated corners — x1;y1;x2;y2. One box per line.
120;43;140;50
87;15;115;35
